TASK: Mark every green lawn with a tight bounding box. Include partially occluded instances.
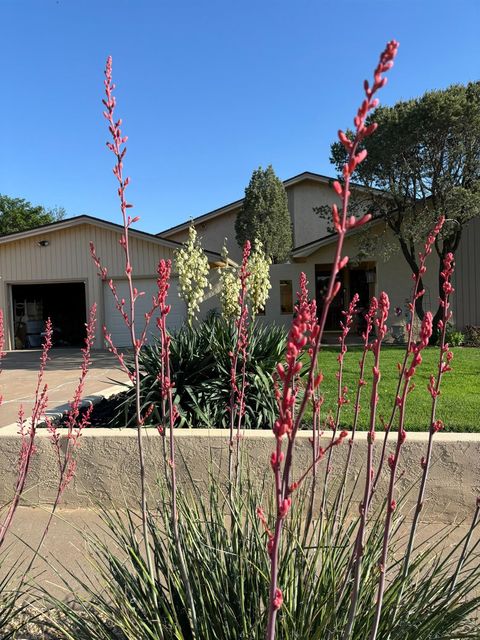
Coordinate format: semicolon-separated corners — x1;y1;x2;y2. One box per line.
303;346;480;432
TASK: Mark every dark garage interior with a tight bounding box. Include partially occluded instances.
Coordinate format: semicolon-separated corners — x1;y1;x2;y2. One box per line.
12;282;87;349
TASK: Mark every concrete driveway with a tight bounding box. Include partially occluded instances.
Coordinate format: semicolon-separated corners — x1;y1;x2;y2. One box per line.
0;349;129;427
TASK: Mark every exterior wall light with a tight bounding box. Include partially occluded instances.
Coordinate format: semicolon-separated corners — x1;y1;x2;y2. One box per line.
37;240;50;247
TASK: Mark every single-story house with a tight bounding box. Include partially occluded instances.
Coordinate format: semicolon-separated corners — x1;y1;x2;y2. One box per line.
160;171;480;335
0;215;226;350
1;171;477;350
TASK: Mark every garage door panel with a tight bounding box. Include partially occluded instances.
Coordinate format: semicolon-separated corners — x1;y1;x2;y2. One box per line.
103;278;185;347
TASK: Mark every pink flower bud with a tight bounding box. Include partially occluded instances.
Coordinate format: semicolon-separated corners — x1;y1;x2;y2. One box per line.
276;363;286;380
279;498;291;518
273;588;283;610
332;181;343;196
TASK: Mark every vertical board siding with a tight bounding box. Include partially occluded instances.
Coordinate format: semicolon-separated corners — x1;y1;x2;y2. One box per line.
0;223;177;349
453;217;480;330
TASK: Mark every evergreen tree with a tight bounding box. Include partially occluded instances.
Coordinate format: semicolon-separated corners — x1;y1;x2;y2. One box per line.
235;165;292;263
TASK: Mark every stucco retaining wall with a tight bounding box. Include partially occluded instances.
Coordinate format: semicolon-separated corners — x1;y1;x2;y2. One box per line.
1;427;478;523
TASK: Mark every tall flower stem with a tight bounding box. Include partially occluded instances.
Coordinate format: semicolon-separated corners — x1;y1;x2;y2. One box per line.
93;56;162;618
394;252;455;616
0;320;52;549
343;294;389;639
23;307;97;577
320;294;358;528
265;40;399;640
369;217;445;504
335;297;376;524
228;242;250;494
368;312;433;640
157;260;197;636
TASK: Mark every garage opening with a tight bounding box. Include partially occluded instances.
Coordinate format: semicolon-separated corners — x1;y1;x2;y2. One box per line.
12;283;87;349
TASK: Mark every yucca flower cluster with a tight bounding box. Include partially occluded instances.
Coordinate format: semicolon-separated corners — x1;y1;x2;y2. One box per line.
247;238;272;316
219;243;240;319
175;224;211;327
220;238;272;319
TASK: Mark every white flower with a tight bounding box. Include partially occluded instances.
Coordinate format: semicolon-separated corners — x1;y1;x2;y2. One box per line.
247;238;271;316
219;243;241;319
175;224;211;326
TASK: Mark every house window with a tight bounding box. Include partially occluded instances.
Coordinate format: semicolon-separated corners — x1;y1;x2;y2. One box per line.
280;280;293;314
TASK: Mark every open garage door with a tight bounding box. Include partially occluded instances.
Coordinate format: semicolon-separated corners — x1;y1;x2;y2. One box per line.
103;278;186;347
12;282;87;349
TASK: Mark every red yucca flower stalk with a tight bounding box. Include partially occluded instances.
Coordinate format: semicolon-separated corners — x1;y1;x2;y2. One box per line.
90;56;164;595
47;305;97;497
342;218;446;636
262;39;399;640
228;240;251;488
320;293;358;524
342;292;390;636
337;296;378;519
394;251;455;612
0;319;53;549
21;306;98;571
368;310;432;639
370;216;445;500
156;259;197;633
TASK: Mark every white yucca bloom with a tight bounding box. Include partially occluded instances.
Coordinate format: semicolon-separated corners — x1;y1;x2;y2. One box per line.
247;239;271;316
219;243;241;319
175;224;211;326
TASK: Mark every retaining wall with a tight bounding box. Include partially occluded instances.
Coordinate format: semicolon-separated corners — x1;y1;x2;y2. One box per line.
0;427;479;524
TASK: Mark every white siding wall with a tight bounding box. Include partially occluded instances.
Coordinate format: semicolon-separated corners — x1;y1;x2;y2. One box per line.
0;223;177;349
290;180;337;249
103;277;186;347
260;226;441;331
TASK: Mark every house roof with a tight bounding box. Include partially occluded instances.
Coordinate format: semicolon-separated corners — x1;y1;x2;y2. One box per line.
0;214;231;264
291;217;385;258
158;170;388;238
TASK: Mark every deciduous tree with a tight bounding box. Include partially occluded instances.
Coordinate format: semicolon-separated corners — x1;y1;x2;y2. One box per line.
0;195;65;235
325;82;480;335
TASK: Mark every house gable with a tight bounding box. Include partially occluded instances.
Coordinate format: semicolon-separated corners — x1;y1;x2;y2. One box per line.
159;171;387;262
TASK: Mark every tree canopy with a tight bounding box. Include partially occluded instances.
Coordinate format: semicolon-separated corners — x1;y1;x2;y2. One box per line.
235;165;292;263
326;81;480;330
0;195;65;236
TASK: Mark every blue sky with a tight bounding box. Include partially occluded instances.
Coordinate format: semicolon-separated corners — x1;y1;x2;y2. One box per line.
1;0;479;234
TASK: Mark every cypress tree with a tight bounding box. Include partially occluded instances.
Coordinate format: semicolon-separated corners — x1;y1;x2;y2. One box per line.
235;165;293;263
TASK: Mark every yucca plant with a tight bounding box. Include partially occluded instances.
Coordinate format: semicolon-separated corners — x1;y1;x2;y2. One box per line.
113;315;287;430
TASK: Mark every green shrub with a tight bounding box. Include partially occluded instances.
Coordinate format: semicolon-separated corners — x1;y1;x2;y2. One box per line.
465;325;480;347
445;323;465;347
116;315;287;429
